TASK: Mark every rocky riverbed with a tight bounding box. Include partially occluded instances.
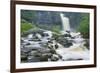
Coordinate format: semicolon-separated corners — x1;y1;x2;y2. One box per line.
21;29;89;63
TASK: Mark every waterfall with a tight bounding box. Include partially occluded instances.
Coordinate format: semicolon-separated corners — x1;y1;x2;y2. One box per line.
60;13;70;31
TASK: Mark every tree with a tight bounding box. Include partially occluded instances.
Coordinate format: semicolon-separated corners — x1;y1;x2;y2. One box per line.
77;13;89;38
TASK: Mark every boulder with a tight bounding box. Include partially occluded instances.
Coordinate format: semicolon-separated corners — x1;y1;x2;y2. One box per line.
50;54;60;61
27;56;41;62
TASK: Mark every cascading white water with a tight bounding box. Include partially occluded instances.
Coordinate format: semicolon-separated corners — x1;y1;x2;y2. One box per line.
21;13;89;62
60;13;70;31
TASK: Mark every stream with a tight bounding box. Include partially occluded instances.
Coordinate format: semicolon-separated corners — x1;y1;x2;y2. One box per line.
21;30;89;62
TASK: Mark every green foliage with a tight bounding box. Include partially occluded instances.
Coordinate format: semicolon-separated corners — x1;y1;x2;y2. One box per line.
77;13;89;38
21;21;33;33
21;19;38;33
36;24;52;30
51;25;61;34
